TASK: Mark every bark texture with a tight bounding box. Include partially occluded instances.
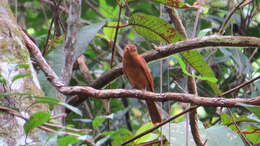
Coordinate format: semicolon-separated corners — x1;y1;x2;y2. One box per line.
0;0;48;145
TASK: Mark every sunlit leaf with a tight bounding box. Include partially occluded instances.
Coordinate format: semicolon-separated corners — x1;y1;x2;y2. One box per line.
17;63;30;69
24;112;51;135
98;0;119;19
173;55;218;82
12;73;32;82
57;136;79;146
134;122;158;144
103;22;121;41
244;125;260;144
180;51;221;95
151;0;197;9
92;116;107;128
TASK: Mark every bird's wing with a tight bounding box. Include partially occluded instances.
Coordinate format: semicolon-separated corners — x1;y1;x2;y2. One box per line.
136;55;154;92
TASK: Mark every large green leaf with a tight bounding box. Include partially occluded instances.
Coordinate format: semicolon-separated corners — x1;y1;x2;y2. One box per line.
173;56;218;82
129;13;184;43
129;13;221;95
98;0;119;19
181;51;221;95
151;0;195;9
24;112;51;135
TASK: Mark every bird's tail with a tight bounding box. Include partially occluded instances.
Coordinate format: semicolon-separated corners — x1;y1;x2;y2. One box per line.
146;100;163;124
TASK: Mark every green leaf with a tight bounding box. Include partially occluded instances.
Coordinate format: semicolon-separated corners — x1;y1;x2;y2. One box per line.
173;56;218;82
111;129;133;145
92;116;107;128
0;74;6;85
151;0;195;9
102;129;133;145
33;96;60;105
24;112;51;135
103;22;120;41
180;51;222;95
238;103;260;119
17;63;30;69
12;73;32;82
0;92;32;97
244;125;260;144
220;113;259;130
129;13;184;43
98;0;119;19
96;33;109;41
134;122;158;144
59;102;82;116
30;96;60;109
57;136;79;146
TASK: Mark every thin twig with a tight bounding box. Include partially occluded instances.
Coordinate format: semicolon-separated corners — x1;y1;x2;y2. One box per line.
41;0;91;25
221;75;260;96
121;73;260;145
227;108;252;146
77;55;94;84
218;0;253;34
110;5;123;67
121;105;200;145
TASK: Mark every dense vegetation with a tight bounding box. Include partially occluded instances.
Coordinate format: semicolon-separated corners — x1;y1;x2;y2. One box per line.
1;0;259;145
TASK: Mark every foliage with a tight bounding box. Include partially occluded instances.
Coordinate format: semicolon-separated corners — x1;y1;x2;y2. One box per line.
4;0;260;145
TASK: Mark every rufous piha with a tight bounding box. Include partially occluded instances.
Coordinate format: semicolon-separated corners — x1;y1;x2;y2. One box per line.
122;44;162;124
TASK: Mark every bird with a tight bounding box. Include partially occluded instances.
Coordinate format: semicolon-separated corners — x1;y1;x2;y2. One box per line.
122;44;162;124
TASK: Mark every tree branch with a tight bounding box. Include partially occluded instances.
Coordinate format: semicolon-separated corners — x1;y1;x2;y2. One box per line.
90;35;260;89
58;86;260;107
222;75;260;96
22;31;260;106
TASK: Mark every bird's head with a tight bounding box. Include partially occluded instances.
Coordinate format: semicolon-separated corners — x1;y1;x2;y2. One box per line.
124;44;137;52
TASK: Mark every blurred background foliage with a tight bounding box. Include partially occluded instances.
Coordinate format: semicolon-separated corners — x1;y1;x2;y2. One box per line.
8;0;260;145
